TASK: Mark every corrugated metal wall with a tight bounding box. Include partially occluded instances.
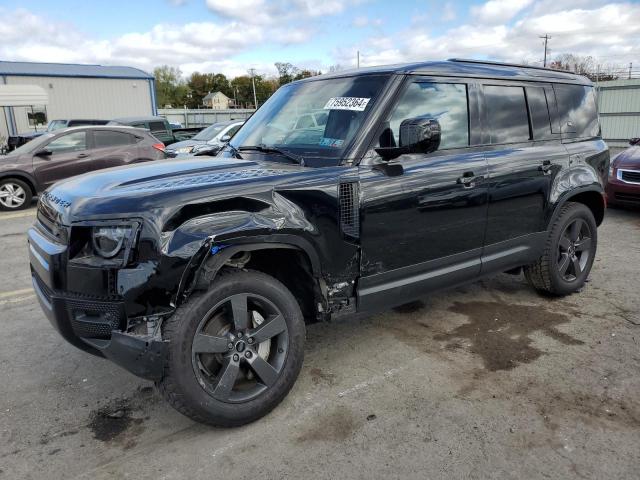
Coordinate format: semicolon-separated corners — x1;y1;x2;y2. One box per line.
597;79;640;151
1;75;153;137
158;108;255;127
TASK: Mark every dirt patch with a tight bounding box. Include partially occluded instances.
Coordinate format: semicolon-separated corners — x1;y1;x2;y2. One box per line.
434;301;584;371
393;301;427;314
87;385;156;447
296;406;360;443
309;367;336;386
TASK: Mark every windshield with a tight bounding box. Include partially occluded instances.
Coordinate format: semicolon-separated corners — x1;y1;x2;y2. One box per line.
230;74;391;166
47;120;67;131
193;123;226;141
6;133;55;156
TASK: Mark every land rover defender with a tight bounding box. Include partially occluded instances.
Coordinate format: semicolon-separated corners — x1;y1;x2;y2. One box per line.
28;60;609;426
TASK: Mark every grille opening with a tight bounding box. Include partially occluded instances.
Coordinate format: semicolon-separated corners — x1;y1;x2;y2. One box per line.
621;170;640;183
339;182;360;238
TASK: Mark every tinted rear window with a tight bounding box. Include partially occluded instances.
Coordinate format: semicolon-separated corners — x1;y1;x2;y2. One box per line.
553;84;599;138
526;87;554;140
149;121;168;134
93;130;133;148
485;85;530;144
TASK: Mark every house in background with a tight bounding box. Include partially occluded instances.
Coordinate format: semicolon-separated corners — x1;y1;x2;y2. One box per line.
203;91;231;109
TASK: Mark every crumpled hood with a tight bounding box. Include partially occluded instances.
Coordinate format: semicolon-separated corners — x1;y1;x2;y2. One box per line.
41;157;302;222
614;146;640;168
165;139;207;151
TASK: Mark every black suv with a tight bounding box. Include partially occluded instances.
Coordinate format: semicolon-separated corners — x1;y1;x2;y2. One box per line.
28;59;609;427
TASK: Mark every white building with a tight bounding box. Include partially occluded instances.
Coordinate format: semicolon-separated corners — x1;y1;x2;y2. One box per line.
203;91;232;109
0;61;156;139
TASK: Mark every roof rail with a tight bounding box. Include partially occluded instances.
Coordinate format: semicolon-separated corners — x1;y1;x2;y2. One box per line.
448;58;572;74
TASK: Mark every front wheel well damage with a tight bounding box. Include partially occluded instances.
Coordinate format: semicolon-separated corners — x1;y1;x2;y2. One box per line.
190;246;324;323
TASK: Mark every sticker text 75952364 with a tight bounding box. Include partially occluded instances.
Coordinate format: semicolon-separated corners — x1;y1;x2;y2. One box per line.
324;97;371;112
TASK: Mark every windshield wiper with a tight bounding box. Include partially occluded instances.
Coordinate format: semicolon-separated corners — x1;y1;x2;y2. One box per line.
223;143;243;159
239;144;305;166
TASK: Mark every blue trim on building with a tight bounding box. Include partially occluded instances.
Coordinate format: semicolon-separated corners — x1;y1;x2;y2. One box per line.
148;79;158;115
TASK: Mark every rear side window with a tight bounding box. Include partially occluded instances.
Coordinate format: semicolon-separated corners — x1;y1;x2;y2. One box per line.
525;87;554;140
553;84;599;138
93;130;134;148
383;82;469;150
485;85;530;144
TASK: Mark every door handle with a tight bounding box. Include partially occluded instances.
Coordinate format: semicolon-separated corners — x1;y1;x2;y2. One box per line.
539;160;552;174
76;153;89;159
457;171;484;188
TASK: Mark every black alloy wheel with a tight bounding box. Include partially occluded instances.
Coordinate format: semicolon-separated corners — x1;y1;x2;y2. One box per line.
557;217;593;282
191;293;289;403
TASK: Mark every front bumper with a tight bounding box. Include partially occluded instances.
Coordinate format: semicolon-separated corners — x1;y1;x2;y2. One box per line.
28;226;167;381
606;176;640;206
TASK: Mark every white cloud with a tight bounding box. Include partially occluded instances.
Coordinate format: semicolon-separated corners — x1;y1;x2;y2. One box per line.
206;0;351;25
441;2;457;22
471;0;533;24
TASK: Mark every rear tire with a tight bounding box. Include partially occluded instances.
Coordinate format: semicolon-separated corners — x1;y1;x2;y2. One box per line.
0;178;32;211
157;269;305;427
524;202;597;296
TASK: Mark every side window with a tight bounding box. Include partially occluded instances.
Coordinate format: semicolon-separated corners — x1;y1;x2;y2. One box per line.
226;125;242;137
46;131;87;153
93;130;133;148
525;87;554;140
295;115;315;129
485;85;530;144
149;121;169;135
553;84;599;138
132;123;147;129
381;82;469;150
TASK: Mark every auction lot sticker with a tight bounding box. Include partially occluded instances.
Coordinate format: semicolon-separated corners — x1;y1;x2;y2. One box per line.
324;97;371;111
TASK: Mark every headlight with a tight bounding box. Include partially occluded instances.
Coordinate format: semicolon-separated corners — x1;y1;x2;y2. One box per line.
91;225;133;258
177;146;194;154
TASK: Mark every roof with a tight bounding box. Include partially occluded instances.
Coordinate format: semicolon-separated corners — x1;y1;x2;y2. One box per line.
203;91;230;100
301;59;591;85
0;61;153;80
109;116;166;124
0;84;48;106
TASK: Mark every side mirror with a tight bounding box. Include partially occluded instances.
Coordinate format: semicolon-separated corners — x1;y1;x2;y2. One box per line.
34;149;52;157
629;137;640;146
220;134;231;142
375;117;441;161
192;145;220;157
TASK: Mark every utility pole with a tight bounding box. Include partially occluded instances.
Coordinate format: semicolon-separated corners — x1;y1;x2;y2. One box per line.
357;50;360;69
629;63;633;80
248;68;258;109
539;34;551;67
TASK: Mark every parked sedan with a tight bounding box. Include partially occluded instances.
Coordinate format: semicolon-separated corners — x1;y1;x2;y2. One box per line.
607;142;640;207
165;120;244;157
0;126;166;210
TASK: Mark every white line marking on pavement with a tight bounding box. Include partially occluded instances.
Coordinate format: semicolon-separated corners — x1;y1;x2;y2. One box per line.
0;288;34;299
0;210;36;220
0;294;35;306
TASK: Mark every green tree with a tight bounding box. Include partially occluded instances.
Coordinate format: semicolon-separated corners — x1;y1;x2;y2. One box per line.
186;72;232;108
153;65;184;108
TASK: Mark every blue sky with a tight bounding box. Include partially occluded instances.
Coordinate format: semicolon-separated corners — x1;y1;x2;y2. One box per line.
1;1;639;78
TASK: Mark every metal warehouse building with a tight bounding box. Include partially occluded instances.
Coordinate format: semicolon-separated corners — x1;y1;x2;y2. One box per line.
0;61;156;140
597;79;640;152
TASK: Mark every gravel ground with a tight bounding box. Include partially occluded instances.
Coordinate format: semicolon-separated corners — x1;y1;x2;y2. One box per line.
0;205;638;480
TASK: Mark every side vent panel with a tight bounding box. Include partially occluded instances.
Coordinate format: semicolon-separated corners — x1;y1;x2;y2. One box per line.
339;181;360;238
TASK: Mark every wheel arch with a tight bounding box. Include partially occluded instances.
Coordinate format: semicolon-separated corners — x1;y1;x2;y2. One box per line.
176;235;326;323
0;171;38;195
549;186;605;228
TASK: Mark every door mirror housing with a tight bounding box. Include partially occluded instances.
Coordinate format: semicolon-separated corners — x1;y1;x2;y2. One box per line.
375;117;441;161
34;148;52;157
220;134;231;142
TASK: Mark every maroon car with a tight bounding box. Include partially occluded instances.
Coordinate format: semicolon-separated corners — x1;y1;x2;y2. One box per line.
0;126;166;210
607;143;640;207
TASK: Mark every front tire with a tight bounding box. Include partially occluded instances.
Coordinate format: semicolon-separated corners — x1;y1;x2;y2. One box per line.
157;269;305;427
0;178;32;211
524;202;597;296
